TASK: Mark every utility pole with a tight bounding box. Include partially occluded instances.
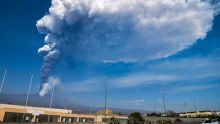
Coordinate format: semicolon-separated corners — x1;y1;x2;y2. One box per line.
0;70;7;93
160;90;166;114
48;81;55;122
22;75;34;122
104;76;107;121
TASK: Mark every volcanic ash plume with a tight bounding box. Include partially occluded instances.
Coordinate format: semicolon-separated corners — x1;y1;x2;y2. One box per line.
37;0;219;96
39;76;60;96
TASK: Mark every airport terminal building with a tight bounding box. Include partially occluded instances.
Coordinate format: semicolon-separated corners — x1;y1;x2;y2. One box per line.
0;104;127;123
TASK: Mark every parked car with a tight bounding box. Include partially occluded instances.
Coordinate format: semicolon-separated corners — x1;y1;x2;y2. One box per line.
202;119;219;124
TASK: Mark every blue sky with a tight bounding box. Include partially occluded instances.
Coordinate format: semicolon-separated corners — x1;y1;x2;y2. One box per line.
0;0;220;112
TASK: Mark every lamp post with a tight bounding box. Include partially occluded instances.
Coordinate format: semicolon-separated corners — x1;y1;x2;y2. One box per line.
48;80;55;122
22;74;34;122
25;75;33;107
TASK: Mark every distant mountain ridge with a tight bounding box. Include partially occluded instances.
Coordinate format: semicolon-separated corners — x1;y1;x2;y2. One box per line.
0;93;152;115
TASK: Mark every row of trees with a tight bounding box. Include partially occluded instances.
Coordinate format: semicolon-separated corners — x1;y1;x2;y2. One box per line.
109;112;220;124
109;112;183;124
109;112;145;124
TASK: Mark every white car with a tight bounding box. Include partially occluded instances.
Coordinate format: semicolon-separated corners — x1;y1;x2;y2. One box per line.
202;119;219;124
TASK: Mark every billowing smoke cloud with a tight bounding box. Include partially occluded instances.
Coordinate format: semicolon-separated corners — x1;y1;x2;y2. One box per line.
37;0;219;96
39;76;60;96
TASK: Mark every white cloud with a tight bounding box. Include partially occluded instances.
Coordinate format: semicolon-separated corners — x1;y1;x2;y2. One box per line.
124;99;146;106
111;73;180;88
59;78;103;92
171;84;219;93
147;57;220;81
59;57;220;93
59;73;181;93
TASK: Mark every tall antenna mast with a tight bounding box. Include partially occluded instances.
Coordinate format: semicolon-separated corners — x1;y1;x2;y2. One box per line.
153;104;156;113
0;70;7;93
183;102;188;118
48;80;55;122
22;75;34;122
161;90;166;114
104;76;107;121
193;100;197;113
183;102;187;114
